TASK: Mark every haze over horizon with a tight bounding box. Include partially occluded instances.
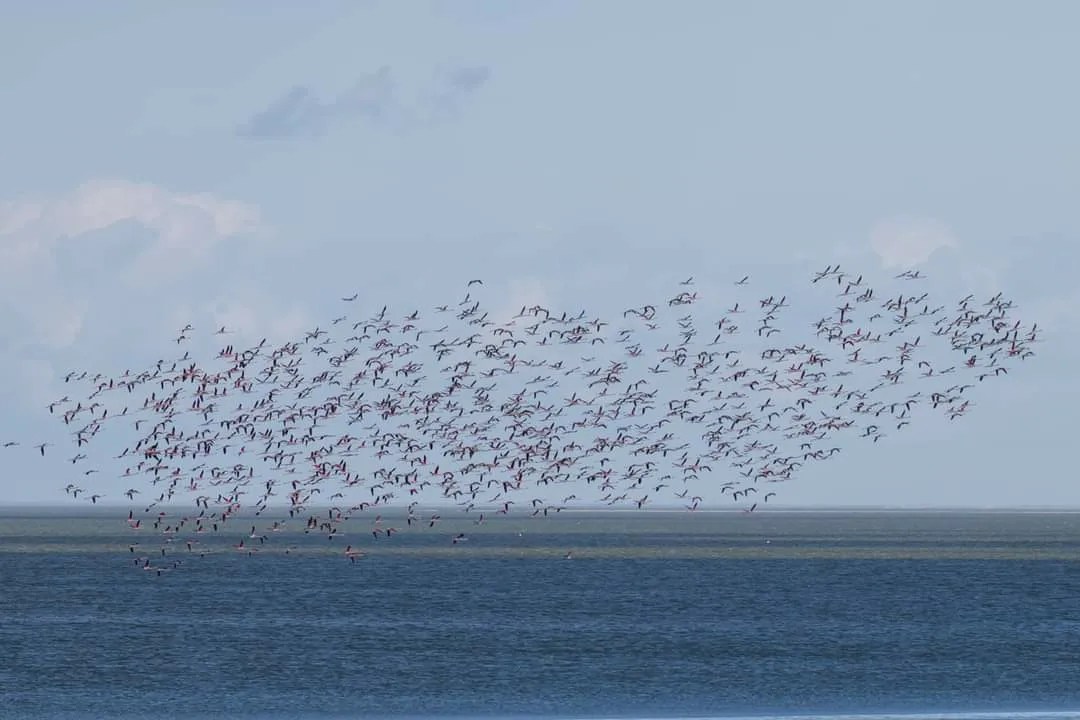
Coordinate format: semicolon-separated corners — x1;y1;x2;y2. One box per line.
2;1;1077;508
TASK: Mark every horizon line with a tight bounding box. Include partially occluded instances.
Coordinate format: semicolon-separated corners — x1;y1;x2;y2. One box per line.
3;503;1080;513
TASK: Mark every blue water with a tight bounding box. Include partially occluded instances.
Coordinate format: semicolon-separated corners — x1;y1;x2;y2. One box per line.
2;511;1080;719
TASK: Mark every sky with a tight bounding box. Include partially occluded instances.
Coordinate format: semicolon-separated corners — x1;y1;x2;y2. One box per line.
1;0;1078;508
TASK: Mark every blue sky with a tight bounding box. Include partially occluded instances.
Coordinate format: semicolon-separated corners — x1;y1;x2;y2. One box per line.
0;0;1077;507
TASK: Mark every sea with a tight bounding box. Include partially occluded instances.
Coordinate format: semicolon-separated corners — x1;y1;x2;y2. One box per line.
1;509;1079;720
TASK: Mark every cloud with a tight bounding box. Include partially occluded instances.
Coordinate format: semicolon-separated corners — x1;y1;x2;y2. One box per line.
870;216;958;270
420;65;492;121
0;179;262;284
444;65;491;95
236;67;395;139
236;86;326;139
236;64;491;139
0;179;266;401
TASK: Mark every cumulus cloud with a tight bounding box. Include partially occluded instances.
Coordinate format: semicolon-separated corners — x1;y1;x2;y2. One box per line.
0;179;267;407
0;178;262;286
870;216;958;270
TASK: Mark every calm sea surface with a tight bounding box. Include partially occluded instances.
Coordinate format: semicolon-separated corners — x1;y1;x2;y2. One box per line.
2;510;1079;720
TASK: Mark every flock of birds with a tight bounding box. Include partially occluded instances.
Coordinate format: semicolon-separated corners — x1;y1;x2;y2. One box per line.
2;266;1039;574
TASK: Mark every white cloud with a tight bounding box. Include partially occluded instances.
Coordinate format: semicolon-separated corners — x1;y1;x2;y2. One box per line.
0;198;45;236
0;178;264;348
870;216;958;270
50;178;261;241
0;179;267;409
0;179;263;286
